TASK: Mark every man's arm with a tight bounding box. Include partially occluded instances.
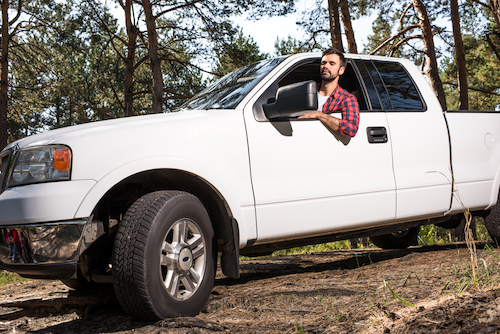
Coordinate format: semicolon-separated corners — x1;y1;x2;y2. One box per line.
298;111;341;133
337;95;360;137
299;93;359;137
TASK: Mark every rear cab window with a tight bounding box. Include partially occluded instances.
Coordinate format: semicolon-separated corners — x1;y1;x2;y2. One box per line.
354;60;425;111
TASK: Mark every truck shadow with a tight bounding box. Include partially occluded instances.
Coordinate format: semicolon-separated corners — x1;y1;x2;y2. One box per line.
0;287;153;333
217;241;489;286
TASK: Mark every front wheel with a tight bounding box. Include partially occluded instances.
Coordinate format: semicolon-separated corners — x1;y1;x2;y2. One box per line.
112;191;216;320
370;227;420;249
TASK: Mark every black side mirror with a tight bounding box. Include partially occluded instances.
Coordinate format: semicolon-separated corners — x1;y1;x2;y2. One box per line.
263;80;318;120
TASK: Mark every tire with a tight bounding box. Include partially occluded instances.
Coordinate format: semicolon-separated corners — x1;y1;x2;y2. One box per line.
370;226;420;249
112;191;216;320
485;193;500;247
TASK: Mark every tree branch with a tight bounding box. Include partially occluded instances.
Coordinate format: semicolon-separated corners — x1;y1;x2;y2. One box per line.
469;0;491;8
399;3;414;31
485;34;500;63
300;29;330;50
442;81;500;96
389;34;423;56
9;0;22;26
84;102;117;119
163;88;193;100
155;0;204;19
369;24;420;55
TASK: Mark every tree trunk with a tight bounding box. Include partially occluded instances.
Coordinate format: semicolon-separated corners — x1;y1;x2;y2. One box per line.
450;0;468;110
328;0;344;51
339;0;357;53
412;0;447;111
489;0;500;36
124;0;138;117
0;0;9;151
142;0;164;114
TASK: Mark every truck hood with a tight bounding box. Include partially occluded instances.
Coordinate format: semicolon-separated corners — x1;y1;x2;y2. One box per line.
6;110;206;150
4;108;250;184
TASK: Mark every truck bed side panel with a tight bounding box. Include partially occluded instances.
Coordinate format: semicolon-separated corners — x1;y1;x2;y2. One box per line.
445;111;500;211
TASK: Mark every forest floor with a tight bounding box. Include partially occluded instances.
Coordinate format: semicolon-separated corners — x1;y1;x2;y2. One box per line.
0;241;500;333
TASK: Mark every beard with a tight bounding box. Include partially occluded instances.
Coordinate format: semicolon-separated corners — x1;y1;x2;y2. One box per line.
320;69;338;82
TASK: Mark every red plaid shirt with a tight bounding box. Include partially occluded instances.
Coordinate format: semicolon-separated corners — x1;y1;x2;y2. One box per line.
321;85;360;137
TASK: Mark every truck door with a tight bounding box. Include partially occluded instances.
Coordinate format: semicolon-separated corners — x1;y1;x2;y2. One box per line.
353;59;452;221
243;57;397;243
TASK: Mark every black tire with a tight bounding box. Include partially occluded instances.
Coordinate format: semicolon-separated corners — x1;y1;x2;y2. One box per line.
485;193;500;247
112;191;216;320
370;226;420;249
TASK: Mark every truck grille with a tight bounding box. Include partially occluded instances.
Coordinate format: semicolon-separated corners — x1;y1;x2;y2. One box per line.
0;151;11;194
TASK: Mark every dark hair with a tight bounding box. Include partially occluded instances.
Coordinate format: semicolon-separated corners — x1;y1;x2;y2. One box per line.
322;48;346;68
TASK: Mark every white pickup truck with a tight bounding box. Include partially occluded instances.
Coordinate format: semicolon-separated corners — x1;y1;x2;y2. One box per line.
0;52;499;320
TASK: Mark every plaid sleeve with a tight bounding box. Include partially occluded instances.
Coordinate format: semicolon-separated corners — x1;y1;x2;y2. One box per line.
338;93;360;137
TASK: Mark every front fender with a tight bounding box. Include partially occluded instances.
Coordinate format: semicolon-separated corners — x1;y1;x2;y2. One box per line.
74;157;256;246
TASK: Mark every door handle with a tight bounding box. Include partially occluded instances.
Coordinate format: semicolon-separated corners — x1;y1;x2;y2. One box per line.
367;127;388;144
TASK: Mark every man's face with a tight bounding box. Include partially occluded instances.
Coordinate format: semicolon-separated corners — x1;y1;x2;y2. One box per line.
320;53;345;82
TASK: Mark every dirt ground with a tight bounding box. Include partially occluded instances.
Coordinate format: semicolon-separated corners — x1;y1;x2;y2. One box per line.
1;242;500;334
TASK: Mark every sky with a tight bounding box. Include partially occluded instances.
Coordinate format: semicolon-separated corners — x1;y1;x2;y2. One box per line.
236;13;376;55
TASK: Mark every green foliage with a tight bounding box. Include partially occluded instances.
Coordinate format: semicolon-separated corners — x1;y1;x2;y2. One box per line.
270;240;352;257
3;0;297;144
418;224;452;245
0;270;29;286
7;0;128;140
442;35;500;111
362;8;393;55
274;36;311;56
418;218;491;245
215;28;268;76
383;280;416;308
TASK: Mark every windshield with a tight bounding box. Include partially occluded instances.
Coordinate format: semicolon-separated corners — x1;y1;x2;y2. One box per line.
181;57;286;110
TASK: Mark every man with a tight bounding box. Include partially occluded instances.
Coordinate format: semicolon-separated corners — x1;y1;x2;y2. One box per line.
298;48;360;137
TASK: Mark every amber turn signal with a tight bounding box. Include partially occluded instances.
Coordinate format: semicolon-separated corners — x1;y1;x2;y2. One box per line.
53;149;71;171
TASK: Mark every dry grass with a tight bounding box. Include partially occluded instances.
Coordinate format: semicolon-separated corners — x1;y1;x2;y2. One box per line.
0;245;498;333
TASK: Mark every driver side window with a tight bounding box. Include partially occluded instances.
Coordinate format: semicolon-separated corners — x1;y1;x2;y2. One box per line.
253;58;368;121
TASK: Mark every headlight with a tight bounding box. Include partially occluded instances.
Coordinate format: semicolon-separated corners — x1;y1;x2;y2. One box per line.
8;145;72;187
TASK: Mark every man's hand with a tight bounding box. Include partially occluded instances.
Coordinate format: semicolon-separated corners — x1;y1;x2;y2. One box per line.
298;111;324;120
298;111;340;133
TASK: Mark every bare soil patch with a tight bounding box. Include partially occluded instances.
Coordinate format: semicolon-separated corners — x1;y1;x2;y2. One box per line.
0;242;499;333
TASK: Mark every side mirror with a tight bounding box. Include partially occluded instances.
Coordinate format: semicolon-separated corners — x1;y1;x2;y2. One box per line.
263;80;318;120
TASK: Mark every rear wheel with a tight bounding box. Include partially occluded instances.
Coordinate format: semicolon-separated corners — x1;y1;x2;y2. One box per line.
112;191;216;320
485;193;500;247
370;227;420;249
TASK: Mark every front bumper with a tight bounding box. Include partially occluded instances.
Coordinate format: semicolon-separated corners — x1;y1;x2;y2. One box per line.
0;180;97;226
0;220;86;279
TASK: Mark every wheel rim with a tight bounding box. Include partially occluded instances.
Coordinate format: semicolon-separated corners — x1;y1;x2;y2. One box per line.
160;218;206;301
